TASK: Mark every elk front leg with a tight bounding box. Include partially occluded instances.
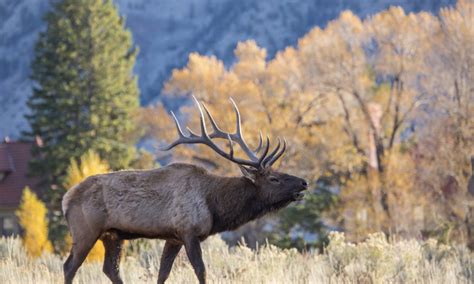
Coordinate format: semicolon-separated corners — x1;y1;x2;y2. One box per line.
157;241;182;284
183;236;206;284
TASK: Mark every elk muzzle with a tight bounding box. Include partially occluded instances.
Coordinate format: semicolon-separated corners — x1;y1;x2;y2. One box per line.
292;179;308;201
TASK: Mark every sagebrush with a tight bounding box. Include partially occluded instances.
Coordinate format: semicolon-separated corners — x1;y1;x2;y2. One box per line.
1;232;472;283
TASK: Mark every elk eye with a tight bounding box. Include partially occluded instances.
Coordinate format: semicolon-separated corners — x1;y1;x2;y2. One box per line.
269;176;280;183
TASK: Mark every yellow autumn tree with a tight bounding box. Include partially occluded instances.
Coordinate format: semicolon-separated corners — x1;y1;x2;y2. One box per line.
148;12;387;242
161;40;325;179
414;0;474;244
143;2;473;246
16;187;53;257
64;150;109;262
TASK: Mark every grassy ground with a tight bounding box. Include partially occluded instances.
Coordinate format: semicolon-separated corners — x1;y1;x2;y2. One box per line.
0;232;472;283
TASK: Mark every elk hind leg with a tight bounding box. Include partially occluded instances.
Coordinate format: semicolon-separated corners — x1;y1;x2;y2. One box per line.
64;204;104;284
64;233;99;284
102;232;124;284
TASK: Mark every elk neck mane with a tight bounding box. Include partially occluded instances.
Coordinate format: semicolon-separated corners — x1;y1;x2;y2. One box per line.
204;174;284;235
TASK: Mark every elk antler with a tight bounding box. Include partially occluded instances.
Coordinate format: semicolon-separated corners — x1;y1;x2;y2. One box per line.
160;96;286;169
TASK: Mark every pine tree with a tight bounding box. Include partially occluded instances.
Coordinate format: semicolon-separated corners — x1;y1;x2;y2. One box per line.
24;0;139;236
63;150;109;261
16;187;53;257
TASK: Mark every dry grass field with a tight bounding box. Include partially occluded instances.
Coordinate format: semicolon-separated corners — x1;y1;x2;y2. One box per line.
1;232;472;284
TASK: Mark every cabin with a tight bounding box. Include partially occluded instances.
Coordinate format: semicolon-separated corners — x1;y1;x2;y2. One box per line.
0;139;39;236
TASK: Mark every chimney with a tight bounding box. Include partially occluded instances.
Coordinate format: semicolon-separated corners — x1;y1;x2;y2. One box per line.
35;135;44;147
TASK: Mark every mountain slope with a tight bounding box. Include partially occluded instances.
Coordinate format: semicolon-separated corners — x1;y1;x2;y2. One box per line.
0;0;455;138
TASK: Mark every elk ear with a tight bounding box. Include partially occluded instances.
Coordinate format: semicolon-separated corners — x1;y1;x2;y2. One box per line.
239;165;257;183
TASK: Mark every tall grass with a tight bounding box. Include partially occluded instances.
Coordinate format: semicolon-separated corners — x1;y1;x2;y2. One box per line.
1;232;472;283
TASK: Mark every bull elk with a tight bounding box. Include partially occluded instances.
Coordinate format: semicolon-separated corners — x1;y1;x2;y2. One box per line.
62;97;308;284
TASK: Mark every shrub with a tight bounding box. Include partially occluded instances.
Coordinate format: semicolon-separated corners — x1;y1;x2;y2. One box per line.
15;187;53;257
1;233;472;283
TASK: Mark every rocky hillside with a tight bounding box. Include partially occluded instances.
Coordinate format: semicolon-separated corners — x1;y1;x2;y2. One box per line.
0;0;455;138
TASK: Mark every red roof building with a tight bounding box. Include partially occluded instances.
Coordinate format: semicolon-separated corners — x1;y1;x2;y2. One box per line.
0;140;40;236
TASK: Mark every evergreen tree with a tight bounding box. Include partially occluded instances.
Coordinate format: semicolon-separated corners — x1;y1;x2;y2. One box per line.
16;187;53;257
25;0;139;211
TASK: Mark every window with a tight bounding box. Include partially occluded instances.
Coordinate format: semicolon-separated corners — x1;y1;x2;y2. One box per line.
0;216;18;236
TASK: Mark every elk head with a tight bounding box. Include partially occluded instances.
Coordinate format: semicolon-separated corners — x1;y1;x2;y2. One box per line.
161;96;308;207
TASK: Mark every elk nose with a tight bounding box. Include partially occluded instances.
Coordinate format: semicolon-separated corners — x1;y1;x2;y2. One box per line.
301;180;308;188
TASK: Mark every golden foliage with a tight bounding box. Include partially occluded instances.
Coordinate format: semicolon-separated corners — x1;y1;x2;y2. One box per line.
64;150;110;262
141;1;474;243
64;150;110;189
15;187;53;257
